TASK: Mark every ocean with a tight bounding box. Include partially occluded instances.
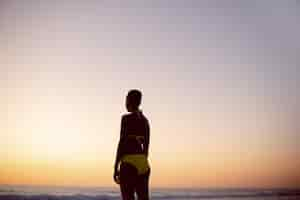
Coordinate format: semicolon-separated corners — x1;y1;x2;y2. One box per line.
0;185;299;200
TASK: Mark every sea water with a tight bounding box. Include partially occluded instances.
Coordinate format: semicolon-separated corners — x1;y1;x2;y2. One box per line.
0;185;299;200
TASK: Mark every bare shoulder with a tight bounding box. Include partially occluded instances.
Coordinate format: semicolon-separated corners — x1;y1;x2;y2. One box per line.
141;112;150;125
121;113;130;122
122;113;131;119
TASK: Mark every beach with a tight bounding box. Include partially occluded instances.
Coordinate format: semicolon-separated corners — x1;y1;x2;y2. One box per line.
1;185;299;200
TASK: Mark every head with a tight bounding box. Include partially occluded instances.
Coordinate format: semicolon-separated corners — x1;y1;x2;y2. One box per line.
126;89;142;112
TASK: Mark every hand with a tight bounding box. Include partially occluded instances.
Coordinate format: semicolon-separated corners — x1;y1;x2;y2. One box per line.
113;170;120;184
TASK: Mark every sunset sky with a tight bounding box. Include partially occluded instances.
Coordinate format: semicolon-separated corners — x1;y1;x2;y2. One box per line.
0;1;299;188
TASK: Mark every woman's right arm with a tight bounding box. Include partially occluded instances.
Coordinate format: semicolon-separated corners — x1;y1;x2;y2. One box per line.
144;119;150;157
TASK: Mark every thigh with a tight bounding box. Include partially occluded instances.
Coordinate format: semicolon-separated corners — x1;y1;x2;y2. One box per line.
120;163;137;200
135;168;150;200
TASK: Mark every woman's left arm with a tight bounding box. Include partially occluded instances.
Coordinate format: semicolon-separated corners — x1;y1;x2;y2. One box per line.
114;116;126;172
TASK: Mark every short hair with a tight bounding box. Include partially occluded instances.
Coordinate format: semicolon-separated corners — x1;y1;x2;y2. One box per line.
127;89;142;107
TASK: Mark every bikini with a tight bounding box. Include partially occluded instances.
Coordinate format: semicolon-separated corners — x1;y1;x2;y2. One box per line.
120;112;150;175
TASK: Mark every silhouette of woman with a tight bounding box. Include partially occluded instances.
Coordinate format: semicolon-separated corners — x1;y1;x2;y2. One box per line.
114;89;150;200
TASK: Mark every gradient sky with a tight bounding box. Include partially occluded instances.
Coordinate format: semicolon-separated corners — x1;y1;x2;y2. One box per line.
0;1;299;188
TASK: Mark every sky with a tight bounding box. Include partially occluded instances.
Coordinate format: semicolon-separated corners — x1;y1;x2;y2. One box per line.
0;0;300;188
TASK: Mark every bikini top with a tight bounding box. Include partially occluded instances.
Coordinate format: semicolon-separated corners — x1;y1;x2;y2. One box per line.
121;134;146;155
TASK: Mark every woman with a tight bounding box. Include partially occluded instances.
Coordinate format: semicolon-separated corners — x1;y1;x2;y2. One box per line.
114;89;151;200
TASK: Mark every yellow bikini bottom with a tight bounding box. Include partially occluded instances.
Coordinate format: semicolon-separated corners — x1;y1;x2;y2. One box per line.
121;154;149;175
